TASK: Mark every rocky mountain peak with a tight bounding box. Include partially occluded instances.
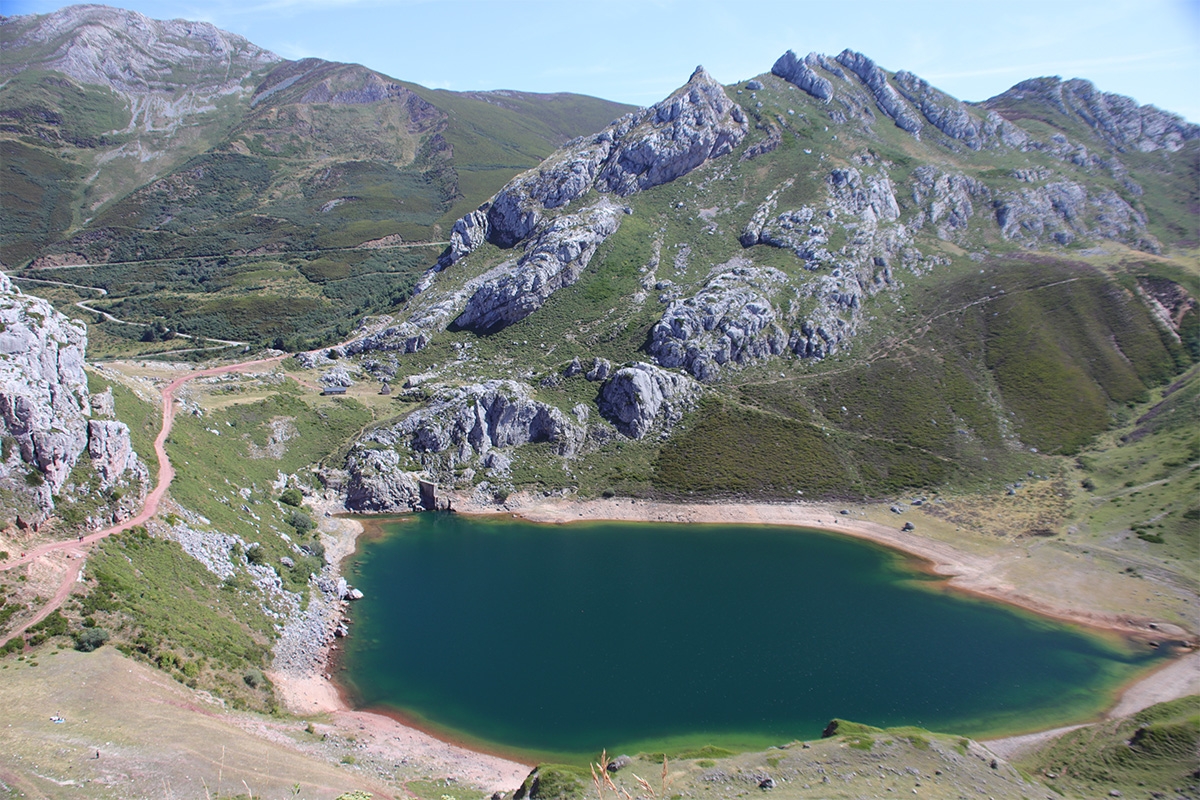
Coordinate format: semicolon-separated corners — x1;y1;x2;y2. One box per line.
984;76;1198;153
1;5;278;96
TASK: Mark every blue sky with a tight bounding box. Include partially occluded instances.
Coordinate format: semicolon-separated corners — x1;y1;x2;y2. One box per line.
8;0;1200;121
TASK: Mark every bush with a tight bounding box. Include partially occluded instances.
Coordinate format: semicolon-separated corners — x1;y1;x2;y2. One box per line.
288;510;315;534
74;627;109;652
279;488;303;507
245;544;267;566
243;668;263;688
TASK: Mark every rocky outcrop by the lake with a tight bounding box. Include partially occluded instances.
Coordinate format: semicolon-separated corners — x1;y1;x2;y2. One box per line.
344;380;583;504
0;271;91;522
598;363;699;439
648;262;789;381
438;65;747;267
344;447;424;512
454;201;624;331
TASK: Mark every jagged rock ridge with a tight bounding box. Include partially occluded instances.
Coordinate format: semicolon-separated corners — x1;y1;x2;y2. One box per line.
0;271;147;525
440;65;747;266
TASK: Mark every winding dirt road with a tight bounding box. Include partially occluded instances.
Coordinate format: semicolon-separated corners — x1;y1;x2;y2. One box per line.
0;355;285;646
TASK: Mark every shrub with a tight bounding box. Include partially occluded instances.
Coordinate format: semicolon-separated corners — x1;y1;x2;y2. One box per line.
74;627;109;652
279;488;303;507
288;510;315;534
245;544;267;566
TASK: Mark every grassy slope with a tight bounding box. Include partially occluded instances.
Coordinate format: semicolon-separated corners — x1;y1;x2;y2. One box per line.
1016;695;1200;798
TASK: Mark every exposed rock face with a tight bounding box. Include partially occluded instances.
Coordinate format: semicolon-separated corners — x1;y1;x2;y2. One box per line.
0;5;278;95
440;65;747;267
649;262;788;381
771;51;833;101
344;381;583;507
835;50;922;134
985;77;1200;153
598;363;699;439
443;208;490;266
87;419;148;491
827;166;901;224
741;157;911;362
993;180;1159;251
454;201;624;331
399;381;582;460
344;448;423;512
595;67;747;196
893;71;985;148
0;272;90;508
910;167;989;238
319;366;354;388
0;272;149;525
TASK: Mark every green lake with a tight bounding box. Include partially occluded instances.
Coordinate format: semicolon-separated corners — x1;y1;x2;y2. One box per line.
339;513;1162;760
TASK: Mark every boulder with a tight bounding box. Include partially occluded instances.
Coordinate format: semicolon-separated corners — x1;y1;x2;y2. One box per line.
585;358;611;382
598;363;699;439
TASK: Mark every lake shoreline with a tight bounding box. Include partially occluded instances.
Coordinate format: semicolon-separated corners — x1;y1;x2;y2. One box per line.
268;492;1197;790
466;493;1192;644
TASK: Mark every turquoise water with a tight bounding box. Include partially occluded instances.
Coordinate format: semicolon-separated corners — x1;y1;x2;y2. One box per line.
339;513;1161;759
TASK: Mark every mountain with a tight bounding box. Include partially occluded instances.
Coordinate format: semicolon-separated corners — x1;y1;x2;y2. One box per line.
317;50;1197;510
0;5;633;350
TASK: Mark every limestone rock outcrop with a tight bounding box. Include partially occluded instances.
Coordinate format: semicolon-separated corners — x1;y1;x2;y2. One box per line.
598;363;699;439
344;448;423;512
87;419;148;491
649;262;789;381
993;180;1159;250
771;51;833;101
0;272;149;525
985;77;1200;153
835;50;922;134
344;380;583;505
910;167;990;238
455;201;624;331
0;272;90;513
439;65;747;267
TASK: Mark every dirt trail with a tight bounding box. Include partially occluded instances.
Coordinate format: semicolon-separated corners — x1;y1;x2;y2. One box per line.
0;355;285;646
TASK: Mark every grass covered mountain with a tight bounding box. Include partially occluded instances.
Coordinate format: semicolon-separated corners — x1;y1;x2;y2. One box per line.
1;4;632;347
320;53;1197;509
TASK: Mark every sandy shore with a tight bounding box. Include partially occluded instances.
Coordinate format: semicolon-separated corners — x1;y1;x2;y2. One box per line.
268;493;1197;790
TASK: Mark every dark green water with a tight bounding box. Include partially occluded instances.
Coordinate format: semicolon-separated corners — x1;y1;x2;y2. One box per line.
339;513;1161;759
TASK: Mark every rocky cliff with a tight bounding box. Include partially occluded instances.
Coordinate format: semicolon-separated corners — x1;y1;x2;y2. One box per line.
454;200;626;331
344;380;585;509
598;363;699;439
0;272;146;526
